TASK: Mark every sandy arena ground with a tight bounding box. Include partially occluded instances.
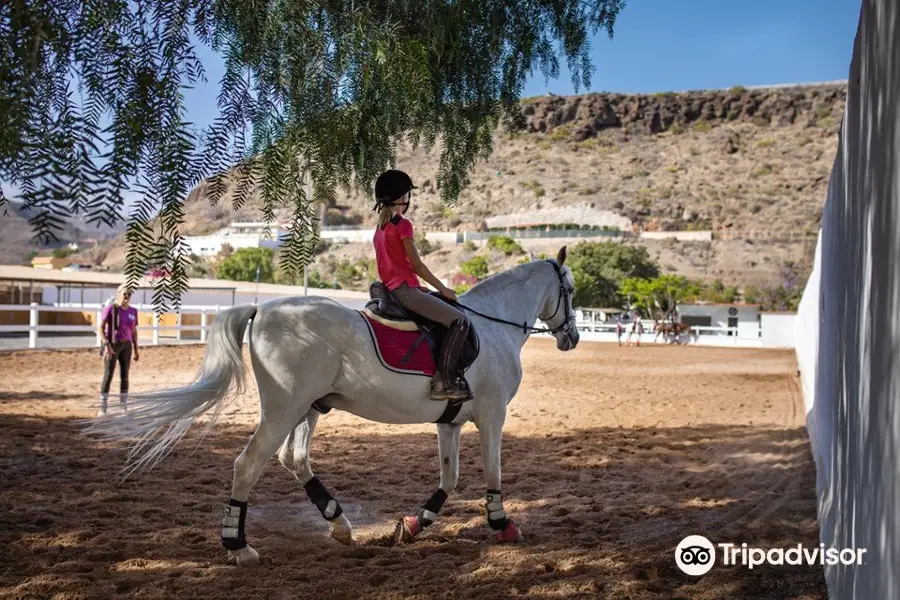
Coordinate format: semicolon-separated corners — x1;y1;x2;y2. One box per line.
0;339;825;599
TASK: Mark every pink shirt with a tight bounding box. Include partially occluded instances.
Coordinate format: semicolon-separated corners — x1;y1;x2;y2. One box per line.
102;304;138;342
373;216;420;290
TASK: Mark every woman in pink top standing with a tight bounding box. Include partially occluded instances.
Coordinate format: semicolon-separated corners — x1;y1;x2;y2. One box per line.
96;283;140;416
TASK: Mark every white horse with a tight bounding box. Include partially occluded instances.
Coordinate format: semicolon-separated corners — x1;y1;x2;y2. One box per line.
87;246;579;567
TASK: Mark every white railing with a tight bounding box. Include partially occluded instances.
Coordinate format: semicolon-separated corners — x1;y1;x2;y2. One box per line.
1;303;784;350
0;303;228;349
568;319;767;347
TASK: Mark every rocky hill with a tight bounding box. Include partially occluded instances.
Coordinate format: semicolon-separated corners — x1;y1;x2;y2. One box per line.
320;83;843;286
0;200;124;264
39;82;844;288
385;83;843;235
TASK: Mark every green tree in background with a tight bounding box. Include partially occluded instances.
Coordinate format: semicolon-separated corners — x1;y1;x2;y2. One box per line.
487;235;524;256
699;279;739;304
567;241;660;308
307;271;333;290
216;247;275;283
461;256;490;281
620;274;699;317
1;0;624;310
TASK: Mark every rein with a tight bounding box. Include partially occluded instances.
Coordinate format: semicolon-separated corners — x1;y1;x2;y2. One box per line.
451;260;573;336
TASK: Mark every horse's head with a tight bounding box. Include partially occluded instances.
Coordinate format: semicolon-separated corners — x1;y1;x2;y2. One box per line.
537;246;579;351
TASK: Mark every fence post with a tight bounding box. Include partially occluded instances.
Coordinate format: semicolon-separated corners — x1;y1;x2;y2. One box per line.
200;310;208;343
176;312;182;341
95;310;102;347
153;312;160;345
29;303;38;349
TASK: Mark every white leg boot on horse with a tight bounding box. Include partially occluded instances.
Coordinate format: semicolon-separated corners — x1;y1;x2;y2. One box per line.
223;411;306;567
477;403;523;543
394;423;461;544
277;409;354;545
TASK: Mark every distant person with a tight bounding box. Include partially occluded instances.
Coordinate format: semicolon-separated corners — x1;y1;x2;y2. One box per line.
627;311;643;347
616;317;624;346
97;283;139;416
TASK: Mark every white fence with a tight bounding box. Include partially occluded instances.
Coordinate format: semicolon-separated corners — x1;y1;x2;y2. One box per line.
316;227;715;245
794;1;900;597
0;303;225;349
1;302;793;350
570;319;774;347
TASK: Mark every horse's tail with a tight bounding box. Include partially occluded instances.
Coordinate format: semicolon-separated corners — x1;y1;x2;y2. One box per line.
85;304;259;476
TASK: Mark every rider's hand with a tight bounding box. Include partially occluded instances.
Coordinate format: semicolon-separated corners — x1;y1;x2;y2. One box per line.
104;345;114;360
440;286;458;302
133;348;139;362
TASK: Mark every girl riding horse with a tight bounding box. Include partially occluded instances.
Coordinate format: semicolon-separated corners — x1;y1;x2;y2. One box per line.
371;169;472;402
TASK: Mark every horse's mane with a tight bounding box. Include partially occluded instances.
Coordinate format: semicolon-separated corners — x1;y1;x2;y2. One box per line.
463;259;555;300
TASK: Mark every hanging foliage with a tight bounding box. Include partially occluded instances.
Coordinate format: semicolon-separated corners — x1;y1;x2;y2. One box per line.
0;0;624;309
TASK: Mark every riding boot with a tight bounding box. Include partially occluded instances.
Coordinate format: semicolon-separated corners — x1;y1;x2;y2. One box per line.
431;318;471;402
97;393;109;418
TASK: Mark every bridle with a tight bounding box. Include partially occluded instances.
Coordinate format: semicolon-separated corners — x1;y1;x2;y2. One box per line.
452;260;575;336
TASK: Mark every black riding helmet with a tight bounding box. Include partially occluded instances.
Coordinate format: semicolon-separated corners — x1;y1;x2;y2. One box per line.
373;169;417;213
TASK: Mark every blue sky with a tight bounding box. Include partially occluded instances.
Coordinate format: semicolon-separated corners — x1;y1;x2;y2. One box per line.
181;0;863;130
3;0;863;207
523;0;862;96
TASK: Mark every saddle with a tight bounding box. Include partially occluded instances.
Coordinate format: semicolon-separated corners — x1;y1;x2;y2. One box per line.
363;282;480;388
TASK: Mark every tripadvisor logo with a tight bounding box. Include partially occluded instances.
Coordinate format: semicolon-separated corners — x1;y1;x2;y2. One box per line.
675;535;867;575
676;535;716;576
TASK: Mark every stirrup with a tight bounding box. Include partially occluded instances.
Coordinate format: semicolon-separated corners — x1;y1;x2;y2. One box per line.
430;377;471;403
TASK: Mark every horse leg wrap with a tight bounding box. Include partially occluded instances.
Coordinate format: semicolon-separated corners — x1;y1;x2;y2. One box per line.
221;499;248;551
415;488;448;529
304;477;343;521
486;489;510;531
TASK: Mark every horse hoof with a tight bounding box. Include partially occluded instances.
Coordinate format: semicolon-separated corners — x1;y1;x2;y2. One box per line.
393;516;420;544
495;521;523;543
330;514;355;545
228;545;260;567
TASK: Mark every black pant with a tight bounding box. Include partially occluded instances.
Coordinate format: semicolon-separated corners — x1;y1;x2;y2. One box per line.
101;341;132;394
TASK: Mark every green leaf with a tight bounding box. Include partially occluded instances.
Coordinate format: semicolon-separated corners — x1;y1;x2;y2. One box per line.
1;0;624;307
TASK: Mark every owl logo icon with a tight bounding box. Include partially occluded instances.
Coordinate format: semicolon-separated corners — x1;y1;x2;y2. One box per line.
675;535;716;576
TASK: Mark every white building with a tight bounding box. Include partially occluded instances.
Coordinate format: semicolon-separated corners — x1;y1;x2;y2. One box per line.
677;303;760;337
182;223;288;257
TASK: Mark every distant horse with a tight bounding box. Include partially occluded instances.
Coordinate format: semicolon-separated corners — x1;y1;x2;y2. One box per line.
653;321;692;344
653;321;674;343
87;247;579;567
674;322;692;339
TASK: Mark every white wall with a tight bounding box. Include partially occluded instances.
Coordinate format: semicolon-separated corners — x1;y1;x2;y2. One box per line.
183;233;280;257
425;231;462;245
759;312;796;348
639;231;713;242
796;233;821;417
318;227;713;246
678;304;758;328
320;229;375;243
795;1;900;597
44;286;240;307
321;229;460;246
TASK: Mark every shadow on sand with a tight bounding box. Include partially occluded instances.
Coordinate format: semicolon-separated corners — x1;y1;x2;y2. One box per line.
0;413;826;600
